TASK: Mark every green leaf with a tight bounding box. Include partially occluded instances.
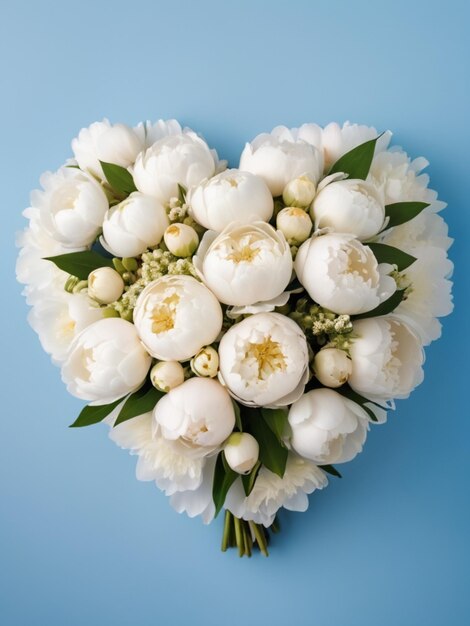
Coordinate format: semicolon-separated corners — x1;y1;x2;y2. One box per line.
248;410;288;478
114;385;163;426
177;183;187;204
366;242;416;271
44;250;114;280
329;134;383;180
336;385;379;422
260;408;288;442
353;289;406;320
383;202;429;231
319;464;342;478
212;452;239;517
242;461;261;496
69;397;124;428
100;161;137;196
232;400;243;432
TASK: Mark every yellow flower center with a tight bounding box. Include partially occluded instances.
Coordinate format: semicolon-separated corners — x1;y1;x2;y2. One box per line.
151;293;180;334
245;337;286;380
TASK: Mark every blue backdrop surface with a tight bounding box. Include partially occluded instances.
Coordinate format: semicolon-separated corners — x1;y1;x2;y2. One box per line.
1;1;469;625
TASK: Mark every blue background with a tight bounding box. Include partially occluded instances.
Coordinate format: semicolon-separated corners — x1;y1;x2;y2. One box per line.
1;1;469;624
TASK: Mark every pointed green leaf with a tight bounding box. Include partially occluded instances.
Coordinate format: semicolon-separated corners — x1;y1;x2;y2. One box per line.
100;160;137;196
319;464;342;478
232;400;243;432
177;183;187;204
212;452;239;517
248;411;288;478
260;408;288;442
44;250;114;280
114;385;163;426
329;134;383;180
242;461;261;496
383;202;429;231
367;242;416;271
353;289;406;320
69;397;124;428
336;385;379;422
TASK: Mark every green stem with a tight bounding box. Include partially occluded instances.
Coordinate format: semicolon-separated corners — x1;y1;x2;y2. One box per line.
242;520;252;557
249;521;269;557
221;510;232;552
233;516;244;557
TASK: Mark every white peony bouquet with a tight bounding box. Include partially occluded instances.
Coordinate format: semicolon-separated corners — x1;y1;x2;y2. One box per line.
17;119;453;557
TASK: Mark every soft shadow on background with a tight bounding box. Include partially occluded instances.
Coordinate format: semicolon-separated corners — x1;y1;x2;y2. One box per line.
1;1;469;625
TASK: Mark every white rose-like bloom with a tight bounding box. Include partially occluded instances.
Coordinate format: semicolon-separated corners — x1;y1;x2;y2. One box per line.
101;192;169;258
288;388;370;464
72;119;144;179
321;121;391;170
282;175;317;208
133;132;217;204
239;127;323;196
225;454;328;527
154;378;235;458
62;318;151;405
150;361;185;392
294;233;396;315
349;317;424;401
88;267;124;304
133;275;223;361
35;167;109;248
218;312;309;407
163;223;199;257
312;179;385;240
313;348;352;388
193;221;292;306
224;433;259;474
188;169;273;232
276;207;312;244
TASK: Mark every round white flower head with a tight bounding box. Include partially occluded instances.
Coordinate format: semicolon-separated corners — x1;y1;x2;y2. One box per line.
163;223;199;257
193;221;292;306
313;347;352;388
61;318;151;405
321;122;390;170
88;267;124;304
191;346;219;378
239;127;323;197
72;119;145;180
133;132;217;204
225;454;328;527
349;317;424;401
276;207;312;244
154;378;235;458
288;388;370;464
224;432;259;474
101;192;169;258
133;275;223;361
294;233;396;315
35;167;108;248
218;312;309;407
311;179;385;240
150;361;185;392
188;169;273;232
282;175;317;208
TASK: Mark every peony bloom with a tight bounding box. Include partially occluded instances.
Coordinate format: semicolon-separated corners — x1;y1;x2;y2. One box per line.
225;454;328;527
239;126;323;196
294;233;396;315
276;207;312;244
135;118;186;149
349;317;424;401
163;223;199;257
191;346;219;378
35;167;109;248
218;312;309;407
188;169;273;232
288;388;370;464
87;267;124;304
224;433;259;474
61;318;151;405
101;192;168;258
321;121;391;171
193;221;293;306
313;347;352;388
282;174;317;208
311;179;385;240
133;132;217;204
150;361;185;392
154;378;235;457
169;456;217;523
133;275;223;361
72;119;145;180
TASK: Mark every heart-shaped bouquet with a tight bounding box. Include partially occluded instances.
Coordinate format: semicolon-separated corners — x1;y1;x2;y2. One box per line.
17;119;453;557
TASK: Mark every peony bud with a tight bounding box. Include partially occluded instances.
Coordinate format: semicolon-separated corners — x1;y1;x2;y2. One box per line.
164;223;199;257
282;175;316;208
313;348;352;388
224;432;259;474
88;267;124;304
191;346;219;378
276;207;312;244
150;361;185;392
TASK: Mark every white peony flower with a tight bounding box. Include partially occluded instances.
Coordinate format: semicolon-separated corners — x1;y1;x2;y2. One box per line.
62;318;151;405
163;223;199;257
276;207;312;244
187;169;273;232
170;456;217;523
294;233;396;315
239;126;323;196
133;132;217;204
71;119;144;179
224;433;259;474
218;312;309;407
225;454;328;527
349;317;424;401
321;121;391;170
190;346;219;378
282;175;317;208
133;275;223;361
154;378;235;458
193;221;293;306
135;118;186;149
88;267;124;304
35;166;109;248
312;179;385;240
313;347;352;388
150;361;185;392
101;192;169;258
288;388;370;464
